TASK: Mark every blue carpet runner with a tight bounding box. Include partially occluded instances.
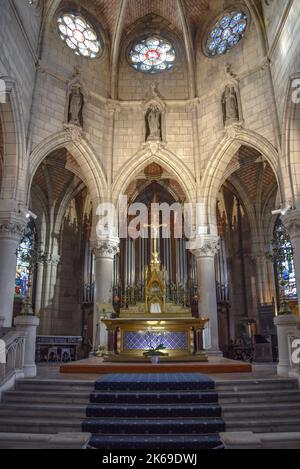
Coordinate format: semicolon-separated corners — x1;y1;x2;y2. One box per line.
82;373;225;450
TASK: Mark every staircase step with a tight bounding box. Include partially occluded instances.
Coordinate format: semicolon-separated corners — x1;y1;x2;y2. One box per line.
0;417;83;434
91;391;219;404
216;379;298;392
95;374;215;392
87;434;224;450
223;402;300;419
219;390;300;405
86;403;222;418
82;417;226;435
226;418;300;434
16;380;94;392
0;404;87;419
3;391;91;405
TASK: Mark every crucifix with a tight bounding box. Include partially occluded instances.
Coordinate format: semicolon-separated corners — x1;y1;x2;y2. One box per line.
143;220;167;262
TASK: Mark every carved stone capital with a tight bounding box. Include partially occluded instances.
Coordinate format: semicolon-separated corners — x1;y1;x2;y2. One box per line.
106;100;121;113
188;235;220;258
94;239;120;259
0;221;26;241
187;98;200;113
63;123;84;143
225;121;243;139
282;209;300;243
143;140;166;156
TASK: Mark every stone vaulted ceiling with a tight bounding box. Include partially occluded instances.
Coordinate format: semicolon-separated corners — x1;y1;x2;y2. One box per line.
47;0;212;39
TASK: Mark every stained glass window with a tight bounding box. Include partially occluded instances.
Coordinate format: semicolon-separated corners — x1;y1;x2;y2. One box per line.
129;37;176;74
205;10;248;57
15;224;36;299
273;221;297;299
57;12;101;58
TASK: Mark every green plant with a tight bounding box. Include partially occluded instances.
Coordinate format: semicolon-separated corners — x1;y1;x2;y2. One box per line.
143;344;167;357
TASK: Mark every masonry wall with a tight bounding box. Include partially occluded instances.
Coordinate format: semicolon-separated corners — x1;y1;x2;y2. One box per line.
197;1;277;180
29;4;112;179
264;0;300;125
0;0;41;139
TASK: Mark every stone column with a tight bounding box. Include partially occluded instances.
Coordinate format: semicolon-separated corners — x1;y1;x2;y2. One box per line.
190;235;220;352
0;218;25;327
14;315;40;378
93;238;119;352
253;253;274;305
274;314;299;376
283;210;300;314
34;257;45;316
39;253;61;335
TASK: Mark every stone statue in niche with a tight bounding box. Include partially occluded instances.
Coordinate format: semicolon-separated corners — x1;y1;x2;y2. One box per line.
146;106;162;141
222;85;239;126
68;84;84;127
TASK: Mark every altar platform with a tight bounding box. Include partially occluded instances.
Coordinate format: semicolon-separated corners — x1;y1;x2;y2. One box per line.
60;356;252;375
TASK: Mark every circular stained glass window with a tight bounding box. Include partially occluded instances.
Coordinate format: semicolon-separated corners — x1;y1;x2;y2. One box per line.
205;10;248;57
57;12;102;59
129;37;176;74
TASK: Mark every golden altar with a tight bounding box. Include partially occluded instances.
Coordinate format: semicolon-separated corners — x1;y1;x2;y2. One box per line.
101;240;209;362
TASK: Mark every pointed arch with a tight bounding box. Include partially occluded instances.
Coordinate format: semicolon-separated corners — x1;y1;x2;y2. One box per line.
200;127;283;232
112;145;196;205
0;77;26;202
281;73;300;206
27;130;107;207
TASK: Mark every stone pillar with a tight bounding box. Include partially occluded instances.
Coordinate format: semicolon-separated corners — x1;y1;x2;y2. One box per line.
274;314;299;376
190;235;220;352
93;238;119;352
39;253;61;335
34;258;45;316
283;210;300;314
14;315;40;378
0;218;25;327
253;253;274;305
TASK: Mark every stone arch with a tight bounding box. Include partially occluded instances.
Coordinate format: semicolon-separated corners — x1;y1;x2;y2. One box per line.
0;77;26;202
27;130;107;209
112;145;197;206
281;73;300;207
226;175;259;242
201;127;283;233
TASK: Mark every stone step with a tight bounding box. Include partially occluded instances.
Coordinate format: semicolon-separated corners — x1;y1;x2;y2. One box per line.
226;418;300;434
0;417;83;434
16;380;94;392
94;374;215;392
3;391;91;405
91;391;219;404
0;404;87;419
83;417;226;435
223;403;300;419
86;403;222;418
0;432;90;449
219;390;300;404
216;379;298;392
87;434;224;450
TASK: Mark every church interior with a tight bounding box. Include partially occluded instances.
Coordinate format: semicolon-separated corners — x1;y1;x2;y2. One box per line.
0;0;300;451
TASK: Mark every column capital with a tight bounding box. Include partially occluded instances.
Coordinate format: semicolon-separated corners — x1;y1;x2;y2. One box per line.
45;254;61;266
94;237;120;259
188;235;220;258
0;218;26;241
282;209;300;242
